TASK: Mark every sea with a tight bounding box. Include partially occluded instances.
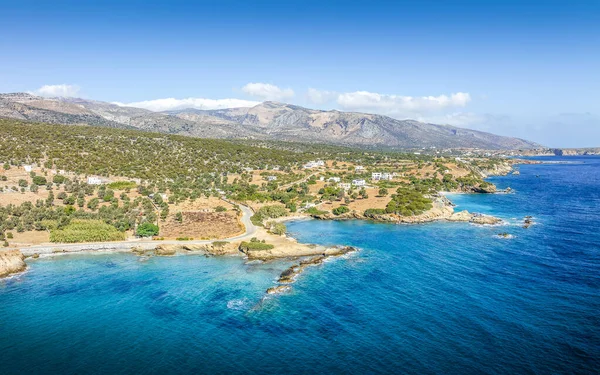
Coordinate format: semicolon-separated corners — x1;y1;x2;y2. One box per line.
1;156;599;374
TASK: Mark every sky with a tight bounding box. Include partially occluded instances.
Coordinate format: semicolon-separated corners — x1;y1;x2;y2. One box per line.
0;0;599;147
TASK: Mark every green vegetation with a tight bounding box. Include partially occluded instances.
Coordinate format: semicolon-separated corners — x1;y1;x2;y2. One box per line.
108;181;137;190
305;206;329;215
363;208;387;217
176;237;193;241
385;186;433;216
250;205;288;226
136;222;159;237
215;205;227;212
50;220;127;243
268;222;287;235
239;239;275;252
332;206;350;216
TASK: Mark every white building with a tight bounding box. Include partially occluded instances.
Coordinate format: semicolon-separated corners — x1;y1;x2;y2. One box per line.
266;175;277;181
319;176;325;181
87;176;103;185
339;183;352;190
328;177;341;183
23;165;32;172
355;165;365;171
371;172;393;181
352;179;366;186
304;160;325;169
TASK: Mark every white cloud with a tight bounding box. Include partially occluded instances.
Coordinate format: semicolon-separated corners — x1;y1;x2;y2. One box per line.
242;82;294;101
336;91;471;115
307;88;338;105
307;88;471;117
33;84;80;97
114;97;261;112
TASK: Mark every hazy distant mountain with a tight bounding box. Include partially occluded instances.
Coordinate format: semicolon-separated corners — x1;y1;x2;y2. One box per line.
0;93;540;149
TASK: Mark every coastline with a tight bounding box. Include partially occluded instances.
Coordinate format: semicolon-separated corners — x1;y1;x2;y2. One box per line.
1;162;524;279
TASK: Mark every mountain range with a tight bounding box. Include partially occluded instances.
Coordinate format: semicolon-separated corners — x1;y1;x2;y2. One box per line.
0;93;540;149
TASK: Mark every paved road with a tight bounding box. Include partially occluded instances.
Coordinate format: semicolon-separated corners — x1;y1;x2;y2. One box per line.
19;202;258;256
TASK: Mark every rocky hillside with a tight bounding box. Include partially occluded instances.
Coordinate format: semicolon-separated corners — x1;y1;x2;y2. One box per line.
0;93;540;149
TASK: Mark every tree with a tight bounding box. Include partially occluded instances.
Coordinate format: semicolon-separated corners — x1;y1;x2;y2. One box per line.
175;211;183;222
18;179;28;187
270;222;287;235
137;222;159;237
215;205;227;212
53;175;66;184
32;176;47;185
87;198;99;210
378;188;388;196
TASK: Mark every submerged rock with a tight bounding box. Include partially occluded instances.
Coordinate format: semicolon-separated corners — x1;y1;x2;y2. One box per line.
0;249;27;278
266;285;291;295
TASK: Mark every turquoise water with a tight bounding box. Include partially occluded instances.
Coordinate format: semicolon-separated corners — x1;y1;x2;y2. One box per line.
1;157;599;374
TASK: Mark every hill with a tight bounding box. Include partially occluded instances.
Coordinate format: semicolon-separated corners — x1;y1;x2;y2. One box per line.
0;93;540;149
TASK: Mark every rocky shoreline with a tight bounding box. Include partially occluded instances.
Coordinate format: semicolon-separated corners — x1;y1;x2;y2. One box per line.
307;195;503;226
0;250;27;278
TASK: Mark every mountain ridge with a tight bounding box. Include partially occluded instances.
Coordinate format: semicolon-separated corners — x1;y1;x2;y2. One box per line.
0;93;541;149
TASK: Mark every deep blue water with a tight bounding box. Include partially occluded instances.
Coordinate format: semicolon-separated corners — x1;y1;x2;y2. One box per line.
1;156;599;374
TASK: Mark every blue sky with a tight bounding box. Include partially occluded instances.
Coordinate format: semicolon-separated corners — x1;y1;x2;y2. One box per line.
1;0;599;147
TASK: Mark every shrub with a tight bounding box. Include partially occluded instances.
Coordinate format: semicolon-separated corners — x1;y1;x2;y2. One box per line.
108;181;137;190
32;176;47;185
332;206;350;216
6;232;13;239
364;208;386;217
136;222;159;237
269;222;287;235
215;205;227;212
53;175;66;184
250;205;288;226
239;241;275;252
305;206;328;215
50;220;127;243
176;237;193;241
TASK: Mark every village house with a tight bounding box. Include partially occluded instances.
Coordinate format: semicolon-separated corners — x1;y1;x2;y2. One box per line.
87;176;104;185
23;165;33;172
266;175;277;181
339;183;352;190
303;160;325;169
328;177;341;183
355;165;365;171
372;172;393;181
352;179;366;186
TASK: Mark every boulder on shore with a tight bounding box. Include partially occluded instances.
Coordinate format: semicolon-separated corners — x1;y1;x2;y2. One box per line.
154;245;178;256
0;249;27;278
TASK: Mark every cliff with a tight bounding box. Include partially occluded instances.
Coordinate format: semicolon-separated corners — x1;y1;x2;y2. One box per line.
0;250;27;278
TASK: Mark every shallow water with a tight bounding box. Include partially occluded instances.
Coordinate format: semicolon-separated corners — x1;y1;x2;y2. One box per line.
1;156;599;374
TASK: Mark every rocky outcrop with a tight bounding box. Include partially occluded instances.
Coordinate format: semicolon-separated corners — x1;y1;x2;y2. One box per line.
266;285;291;295
0;250;27;278
266;247;356;295
154;245;178;256
448;210;502;225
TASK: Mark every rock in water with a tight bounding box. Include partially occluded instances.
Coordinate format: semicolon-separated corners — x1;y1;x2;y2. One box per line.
0;250;27;278
266;285;291;295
